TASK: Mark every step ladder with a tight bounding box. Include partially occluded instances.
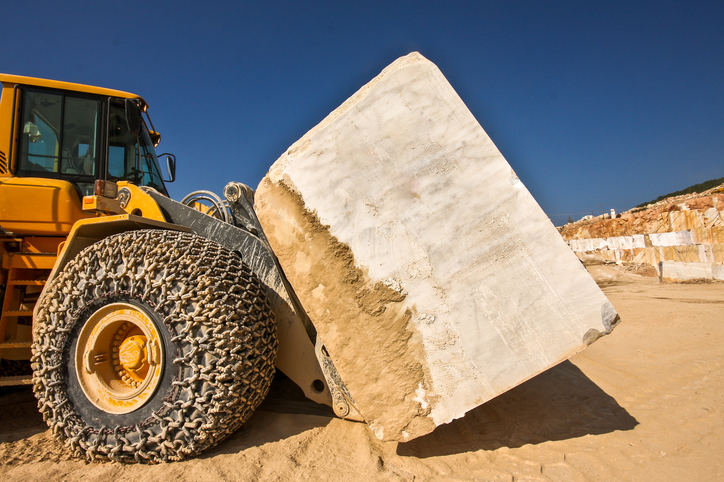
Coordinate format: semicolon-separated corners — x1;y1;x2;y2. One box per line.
0;236;60;384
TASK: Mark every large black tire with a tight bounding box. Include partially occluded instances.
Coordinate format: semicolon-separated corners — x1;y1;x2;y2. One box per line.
31;230;277;463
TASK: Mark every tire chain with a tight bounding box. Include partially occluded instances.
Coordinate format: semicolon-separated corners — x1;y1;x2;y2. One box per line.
31;230;278;463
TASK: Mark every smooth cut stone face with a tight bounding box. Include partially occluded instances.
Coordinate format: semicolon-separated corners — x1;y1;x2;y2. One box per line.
255;52;618;442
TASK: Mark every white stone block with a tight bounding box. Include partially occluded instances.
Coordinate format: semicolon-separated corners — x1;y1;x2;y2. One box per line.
660;261;714;280
712;264;724;280
650;230;694;247
569;235;645;253
255;52;619;442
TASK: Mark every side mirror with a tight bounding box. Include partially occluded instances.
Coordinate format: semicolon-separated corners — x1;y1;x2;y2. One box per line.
125;99;143;137
159;153;176;182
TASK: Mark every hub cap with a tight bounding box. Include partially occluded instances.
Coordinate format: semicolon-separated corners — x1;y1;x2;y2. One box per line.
75;302;164;414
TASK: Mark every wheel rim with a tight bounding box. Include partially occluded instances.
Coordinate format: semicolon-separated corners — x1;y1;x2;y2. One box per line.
74;302;165;414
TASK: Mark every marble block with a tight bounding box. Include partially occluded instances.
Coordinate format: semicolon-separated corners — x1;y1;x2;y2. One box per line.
255;52;619;442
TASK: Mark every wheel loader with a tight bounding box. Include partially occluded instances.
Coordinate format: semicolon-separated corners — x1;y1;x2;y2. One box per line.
0;60;619;464
0;74;342;462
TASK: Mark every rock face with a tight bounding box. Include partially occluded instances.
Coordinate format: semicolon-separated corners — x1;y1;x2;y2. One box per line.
255;52;617;442
560;187;724;273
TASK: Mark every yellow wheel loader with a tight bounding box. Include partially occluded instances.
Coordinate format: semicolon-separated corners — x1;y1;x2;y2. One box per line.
0;74;338;462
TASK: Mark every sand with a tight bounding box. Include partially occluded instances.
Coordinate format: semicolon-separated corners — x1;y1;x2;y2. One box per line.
1;262;722;481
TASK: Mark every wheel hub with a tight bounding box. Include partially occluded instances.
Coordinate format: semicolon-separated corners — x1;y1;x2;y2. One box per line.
75;302;164;414
118;334;148;373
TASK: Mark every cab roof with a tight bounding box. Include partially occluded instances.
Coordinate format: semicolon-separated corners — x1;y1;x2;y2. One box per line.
0;73;148;109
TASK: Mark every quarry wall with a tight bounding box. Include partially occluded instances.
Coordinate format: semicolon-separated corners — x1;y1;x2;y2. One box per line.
561;192;724;281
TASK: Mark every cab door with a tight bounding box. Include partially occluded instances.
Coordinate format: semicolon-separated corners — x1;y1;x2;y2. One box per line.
0;87;103;235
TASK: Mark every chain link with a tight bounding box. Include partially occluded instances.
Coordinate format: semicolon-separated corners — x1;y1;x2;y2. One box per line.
31;230;278;463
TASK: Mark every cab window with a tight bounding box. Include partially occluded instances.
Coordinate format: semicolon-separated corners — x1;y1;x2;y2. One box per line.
17;88;101;196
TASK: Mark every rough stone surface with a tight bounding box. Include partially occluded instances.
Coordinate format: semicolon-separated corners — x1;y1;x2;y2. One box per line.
255;52;617;442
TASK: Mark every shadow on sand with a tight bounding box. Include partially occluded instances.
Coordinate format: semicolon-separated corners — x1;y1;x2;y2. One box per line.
0;361;637;461
0;385;47;443
397;360;638;458
201;372;334;458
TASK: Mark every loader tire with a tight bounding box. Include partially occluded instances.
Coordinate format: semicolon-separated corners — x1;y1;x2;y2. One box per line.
31;230;277;463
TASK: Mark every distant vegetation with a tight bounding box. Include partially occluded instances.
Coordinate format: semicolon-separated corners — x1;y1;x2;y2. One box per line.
635;177;724;208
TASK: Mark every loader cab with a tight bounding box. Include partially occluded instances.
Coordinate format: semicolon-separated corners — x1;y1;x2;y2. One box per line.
11;82;170;199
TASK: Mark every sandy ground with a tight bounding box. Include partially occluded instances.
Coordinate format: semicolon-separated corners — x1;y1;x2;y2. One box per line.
1;262;722;481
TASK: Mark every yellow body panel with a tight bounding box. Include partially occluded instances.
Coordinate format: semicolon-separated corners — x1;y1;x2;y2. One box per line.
115;182;167;221
0;177;93;235
0;74;143;100
80;182;167;222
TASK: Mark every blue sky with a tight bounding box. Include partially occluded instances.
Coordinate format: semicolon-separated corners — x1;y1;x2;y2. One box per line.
3;1;722;225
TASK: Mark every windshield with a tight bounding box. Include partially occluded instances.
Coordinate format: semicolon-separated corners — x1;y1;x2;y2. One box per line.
107;100;168;195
